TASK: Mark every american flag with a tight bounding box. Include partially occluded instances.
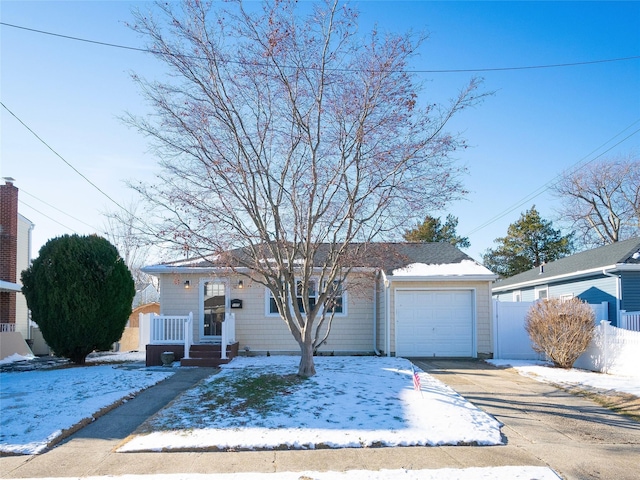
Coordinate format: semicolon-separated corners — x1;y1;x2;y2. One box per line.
412;365;421;391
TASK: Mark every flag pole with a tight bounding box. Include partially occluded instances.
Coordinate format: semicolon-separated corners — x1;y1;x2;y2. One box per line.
412;365;423;398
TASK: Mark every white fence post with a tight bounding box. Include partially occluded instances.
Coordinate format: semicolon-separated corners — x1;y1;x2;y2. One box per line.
601;320;611;373
184;312;192;359
221;313;228;360
150;312;158;343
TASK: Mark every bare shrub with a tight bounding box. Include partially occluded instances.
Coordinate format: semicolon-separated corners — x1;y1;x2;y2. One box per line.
525;298;595;368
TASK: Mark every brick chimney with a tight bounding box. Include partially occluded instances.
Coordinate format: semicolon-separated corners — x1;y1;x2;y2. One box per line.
0;178;19;324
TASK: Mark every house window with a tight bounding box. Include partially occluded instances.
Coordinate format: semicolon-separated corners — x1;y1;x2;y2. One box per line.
265;279;345;316
323;280;344;314
513;291;522;302
268;292;280;315
560;293;575;302
266;281;316;315
296;280;317;313
535;287;548;300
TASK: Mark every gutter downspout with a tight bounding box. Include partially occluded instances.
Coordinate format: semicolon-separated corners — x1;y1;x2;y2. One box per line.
381;271;391;357
373;271;381;356
602;268;621;326
27;222;34;342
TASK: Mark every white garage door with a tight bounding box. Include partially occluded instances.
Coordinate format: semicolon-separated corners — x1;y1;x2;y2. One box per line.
395;290;474;357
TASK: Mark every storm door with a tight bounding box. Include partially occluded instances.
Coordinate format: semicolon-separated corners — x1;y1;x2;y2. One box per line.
202;281;226;341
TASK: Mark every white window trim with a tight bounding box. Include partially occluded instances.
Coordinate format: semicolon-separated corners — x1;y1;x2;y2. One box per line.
535;286;549;300
513;290;522;302
560;293;575;302
264;279;347;317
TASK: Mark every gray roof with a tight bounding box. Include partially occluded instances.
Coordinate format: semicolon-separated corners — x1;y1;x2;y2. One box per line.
493;237;640;291
146;242;478;274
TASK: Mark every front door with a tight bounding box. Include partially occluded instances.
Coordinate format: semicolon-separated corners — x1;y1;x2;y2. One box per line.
202;281;226;342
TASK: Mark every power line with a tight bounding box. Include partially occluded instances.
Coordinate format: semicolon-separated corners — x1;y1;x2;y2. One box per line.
1;101;131;216
18;199;78;234
20;189;97;230
1;21;639;74
463;120;640;237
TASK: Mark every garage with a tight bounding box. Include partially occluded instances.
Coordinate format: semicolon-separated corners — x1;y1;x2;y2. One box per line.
395;289;474;357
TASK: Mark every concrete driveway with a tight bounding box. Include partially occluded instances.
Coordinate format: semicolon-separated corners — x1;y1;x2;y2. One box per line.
1;360;638;480
413;359;640;480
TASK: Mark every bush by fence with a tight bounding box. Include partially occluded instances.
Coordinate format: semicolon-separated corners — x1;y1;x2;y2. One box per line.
525;298;595;369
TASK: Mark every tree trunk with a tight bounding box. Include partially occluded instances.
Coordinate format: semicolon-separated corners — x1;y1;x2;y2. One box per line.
297;341;316;377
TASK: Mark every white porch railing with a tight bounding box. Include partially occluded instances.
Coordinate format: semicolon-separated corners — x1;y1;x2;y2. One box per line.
146;312;193;358
221;312;236;360
141;311;237;360
620;310;640;332
1;323;16;332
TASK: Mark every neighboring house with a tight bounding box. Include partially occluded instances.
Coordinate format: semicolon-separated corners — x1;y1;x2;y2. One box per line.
133;283;160;308
118;302;160;352
492;237;640;326
142;242;496;364
0;179;39;359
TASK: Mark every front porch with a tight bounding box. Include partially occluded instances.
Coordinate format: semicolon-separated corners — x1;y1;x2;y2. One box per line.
142;312;239;367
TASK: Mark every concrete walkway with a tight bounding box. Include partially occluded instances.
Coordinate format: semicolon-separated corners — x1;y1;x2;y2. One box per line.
1;360;639;480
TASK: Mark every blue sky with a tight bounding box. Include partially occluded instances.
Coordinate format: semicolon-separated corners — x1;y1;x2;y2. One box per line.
1;1;639;262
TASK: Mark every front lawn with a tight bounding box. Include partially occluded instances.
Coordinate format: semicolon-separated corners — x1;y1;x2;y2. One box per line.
0;360;172;455
120;356;503;452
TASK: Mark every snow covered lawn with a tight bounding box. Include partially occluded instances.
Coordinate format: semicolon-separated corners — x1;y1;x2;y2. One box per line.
0;356;173;455
119;356;503;452
488;359;640;397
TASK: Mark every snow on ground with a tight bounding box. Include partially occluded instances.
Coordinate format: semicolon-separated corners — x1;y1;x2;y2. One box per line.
119;356;502;452
85;351;149;364
488;359;640;397
0;352;172;455
11;466;563;480
0;352;35;364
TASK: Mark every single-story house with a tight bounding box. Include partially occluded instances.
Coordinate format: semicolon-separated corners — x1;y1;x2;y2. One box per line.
492;237;640;326
142;242;496;364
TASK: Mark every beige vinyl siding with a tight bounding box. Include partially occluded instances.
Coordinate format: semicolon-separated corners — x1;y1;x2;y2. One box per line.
157;273;493;356
159;272;376;353
388;280;493;357
236;274;375;354
15;216;32;339
159;274;203;341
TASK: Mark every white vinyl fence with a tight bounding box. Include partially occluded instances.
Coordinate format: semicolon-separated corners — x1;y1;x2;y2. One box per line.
574;321;640;377
493;300;608;361
620;310;640;332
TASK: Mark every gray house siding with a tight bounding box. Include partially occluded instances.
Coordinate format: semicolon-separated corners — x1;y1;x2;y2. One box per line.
621;271;640;312
556;275;618;323
493;275;619;325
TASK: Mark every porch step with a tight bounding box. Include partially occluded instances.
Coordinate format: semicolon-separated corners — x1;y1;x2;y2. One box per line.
180;357;233;367
189;344;223;358
180;342;240;367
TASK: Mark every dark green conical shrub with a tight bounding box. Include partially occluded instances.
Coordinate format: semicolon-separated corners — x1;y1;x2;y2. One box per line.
21;234;135;365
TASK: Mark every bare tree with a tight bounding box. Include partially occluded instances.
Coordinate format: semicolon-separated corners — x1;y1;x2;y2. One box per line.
553;154;640;249
126;0;485;376
102;201;157;296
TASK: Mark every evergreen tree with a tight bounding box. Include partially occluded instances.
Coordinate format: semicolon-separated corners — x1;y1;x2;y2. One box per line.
21;234;135;365
403;214;470;248
482;206;573;278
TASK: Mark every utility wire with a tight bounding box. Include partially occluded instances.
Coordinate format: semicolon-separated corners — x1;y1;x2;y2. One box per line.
463;120;640;237
20;189;97;230
18;199;78;234
1;21;639;73
1;101;131;216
